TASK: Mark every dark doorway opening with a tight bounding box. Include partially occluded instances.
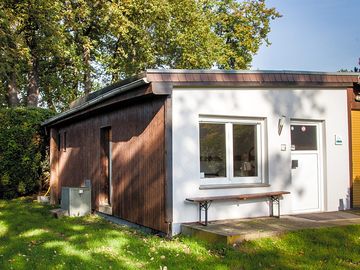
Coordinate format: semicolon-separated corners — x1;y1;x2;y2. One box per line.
100;126;112;207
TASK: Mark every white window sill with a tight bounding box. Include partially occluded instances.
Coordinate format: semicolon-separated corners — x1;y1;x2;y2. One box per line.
199;183;270;190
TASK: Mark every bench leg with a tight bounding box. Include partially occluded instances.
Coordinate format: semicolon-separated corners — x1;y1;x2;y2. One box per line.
270;196;281;218
269;199;274;217
199;201;211;226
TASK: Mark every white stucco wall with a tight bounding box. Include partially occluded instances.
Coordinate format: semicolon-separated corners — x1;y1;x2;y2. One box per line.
171;87;350;235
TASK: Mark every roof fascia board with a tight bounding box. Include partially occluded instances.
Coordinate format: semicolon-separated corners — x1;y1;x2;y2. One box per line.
169;82;355;89
151;82;173;94
146;69;360;76
42;78;149;127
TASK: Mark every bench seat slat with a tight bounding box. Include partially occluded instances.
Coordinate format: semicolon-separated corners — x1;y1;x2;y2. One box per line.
186;191;290;203
186;191;290;226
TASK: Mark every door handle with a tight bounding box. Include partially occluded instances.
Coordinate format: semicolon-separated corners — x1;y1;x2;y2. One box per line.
292;160;298;169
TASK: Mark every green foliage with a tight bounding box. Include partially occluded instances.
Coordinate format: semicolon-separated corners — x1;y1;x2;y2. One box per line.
0;108;54;199
213;0;281;69
0;0;84;109
0;84;6;108
102;0;281;76
0;0;280;110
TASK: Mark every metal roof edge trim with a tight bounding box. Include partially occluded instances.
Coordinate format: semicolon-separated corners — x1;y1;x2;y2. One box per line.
42;78;149;127
145;69;360;76
170;84;355;89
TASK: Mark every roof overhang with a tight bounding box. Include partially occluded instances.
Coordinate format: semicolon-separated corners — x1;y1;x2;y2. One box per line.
42;77;150;127
43;69;360;127
146;69;360;90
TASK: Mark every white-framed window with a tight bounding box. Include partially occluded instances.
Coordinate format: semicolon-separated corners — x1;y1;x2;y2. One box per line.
199;116;267;185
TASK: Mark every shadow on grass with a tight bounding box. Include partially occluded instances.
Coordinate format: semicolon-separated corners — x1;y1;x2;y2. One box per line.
0;198;233;270
1;199;360;270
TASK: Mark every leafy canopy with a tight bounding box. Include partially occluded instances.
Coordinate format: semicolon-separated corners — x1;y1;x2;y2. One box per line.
0;0;280;110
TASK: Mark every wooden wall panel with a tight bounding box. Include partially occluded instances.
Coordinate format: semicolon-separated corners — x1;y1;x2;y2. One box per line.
110;97;167;232
50;96;168;233
348;87;360;208
348;88;360;110
49;129;59;204
351;110;360;207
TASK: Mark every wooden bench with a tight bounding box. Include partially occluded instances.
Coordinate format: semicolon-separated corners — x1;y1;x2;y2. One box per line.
186;191;290;226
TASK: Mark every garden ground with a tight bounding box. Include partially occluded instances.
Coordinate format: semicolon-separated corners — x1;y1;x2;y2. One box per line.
1;198;360;269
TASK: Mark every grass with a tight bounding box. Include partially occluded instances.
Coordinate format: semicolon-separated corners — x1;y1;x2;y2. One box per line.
1;199;360;269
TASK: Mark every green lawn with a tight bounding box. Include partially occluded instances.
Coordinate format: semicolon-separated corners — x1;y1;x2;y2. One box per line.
1;199;360;269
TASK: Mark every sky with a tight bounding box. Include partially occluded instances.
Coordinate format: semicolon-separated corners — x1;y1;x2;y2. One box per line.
251;0;360;72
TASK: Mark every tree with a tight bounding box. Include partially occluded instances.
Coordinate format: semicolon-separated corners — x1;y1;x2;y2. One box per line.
212;0;281;69
0;1;23;107
62;0;114;94
100;0;280;79
0;0;77;108
0;0;280;110
101;0;221;80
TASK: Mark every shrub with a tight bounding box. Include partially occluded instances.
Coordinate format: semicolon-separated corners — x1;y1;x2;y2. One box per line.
0;107;55;199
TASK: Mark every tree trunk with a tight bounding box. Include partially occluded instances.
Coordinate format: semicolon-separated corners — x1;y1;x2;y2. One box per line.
111;39;120;83
112;73;119;83
46;98;56;111
83;45;92;95
43;87;56;111
27;56;40;107
6;72;19;107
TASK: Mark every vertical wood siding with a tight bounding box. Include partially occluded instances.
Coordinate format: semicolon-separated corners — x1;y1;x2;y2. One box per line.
50;96;168;233
348;87;360;208
351;110;360;207
49;129;59;204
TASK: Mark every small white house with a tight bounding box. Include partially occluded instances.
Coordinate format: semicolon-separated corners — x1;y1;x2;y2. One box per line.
44;69;359;236
166;70;357;234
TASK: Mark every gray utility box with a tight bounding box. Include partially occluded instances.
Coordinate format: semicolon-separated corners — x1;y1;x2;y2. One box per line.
61;187;91;217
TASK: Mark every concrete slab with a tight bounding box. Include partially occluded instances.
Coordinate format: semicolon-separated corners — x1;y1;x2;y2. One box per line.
291;211;360;221
98;205;113;215
181;211;360;245
50;208;69;218
96;211;165;236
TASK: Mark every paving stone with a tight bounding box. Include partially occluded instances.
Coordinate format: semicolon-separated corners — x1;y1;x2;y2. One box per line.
181;211;360;244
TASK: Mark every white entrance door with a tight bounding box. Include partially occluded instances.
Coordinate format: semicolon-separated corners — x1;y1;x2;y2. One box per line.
290;122;322;213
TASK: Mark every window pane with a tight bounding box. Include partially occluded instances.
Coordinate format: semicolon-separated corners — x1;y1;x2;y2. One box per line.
233;125;257;177
291;125;317;151
199;123;226;178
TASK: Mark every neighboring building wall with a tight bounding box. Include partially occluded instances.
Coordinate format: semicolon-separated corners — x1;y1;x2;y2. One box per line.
351;111;360;206
172;87;350;234
348;87;360;207
50;96;169;233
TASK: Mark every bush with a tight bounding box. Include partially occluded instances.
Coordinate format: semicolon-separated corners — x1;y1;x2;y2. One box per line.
0;107;55;199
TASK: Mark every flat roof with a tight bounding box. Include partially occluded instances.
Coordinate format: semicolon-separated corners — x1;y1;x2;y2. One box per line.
144;69;360;85
147;69;360;76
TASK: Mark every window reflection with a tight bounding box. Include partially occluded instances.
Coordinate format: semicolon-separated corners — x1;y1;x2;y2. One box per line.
291;125;317;151
199;123;226;178
233;125;257;177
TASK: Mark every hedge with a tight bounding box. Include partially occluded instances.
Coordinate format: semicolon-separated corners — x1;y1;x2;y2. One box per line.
0;107;55;199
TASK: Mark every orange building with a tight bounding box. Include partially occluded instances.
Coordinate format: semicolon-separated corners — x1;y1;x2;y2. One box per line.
348;84;360;207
